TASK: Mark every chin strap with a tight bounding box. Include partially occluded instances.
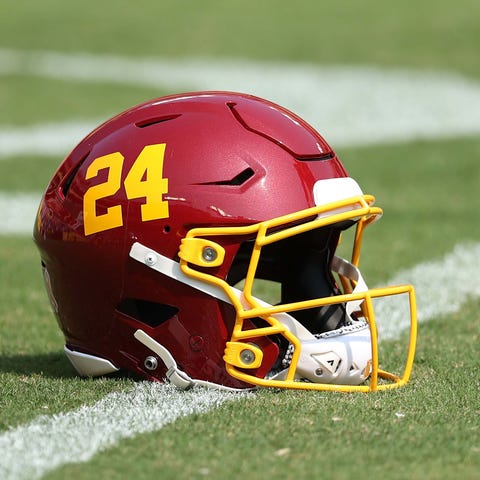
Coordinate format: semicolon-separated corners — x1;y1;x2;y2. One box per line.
134;329;249;392
331;255;369;317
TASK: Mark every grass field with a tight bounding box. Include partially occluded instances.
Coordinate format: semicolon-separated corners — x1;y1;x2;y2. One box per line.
1;1;479;479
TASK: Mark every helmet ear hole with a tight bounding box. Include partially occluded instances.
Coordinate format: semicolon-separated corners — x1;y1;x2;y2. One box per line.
116;298;179;328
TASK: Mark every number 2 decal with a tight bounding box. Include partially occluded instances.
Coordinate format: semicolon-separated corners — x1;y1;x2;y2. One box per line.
83;143;169;236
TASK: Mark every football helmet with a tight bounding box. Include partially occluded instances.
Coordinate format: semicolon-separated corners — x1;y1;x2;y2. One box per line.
34;92;417;392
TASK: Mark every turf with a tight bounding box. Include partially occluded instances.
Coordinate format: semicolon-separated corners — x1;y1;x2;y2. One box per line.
1;1;480;479
0;75;163;126
339;137;480;280
1;1;479;78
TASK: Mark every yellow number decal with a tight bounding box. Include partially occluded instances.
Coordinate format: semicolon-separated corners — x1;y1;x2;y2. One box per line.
124;144;169;221
83;144;169;236
83;152;124;236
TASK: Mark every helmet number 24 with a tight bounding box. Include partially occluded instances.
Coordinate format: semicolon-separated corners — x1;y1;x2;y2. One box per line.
83;143;169;235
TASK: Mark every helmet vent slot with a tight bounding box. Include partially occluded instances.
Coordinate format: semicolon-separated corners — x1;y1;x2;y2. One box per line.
61;151;90;199
295;153;335;161
116;298;179;328
135;114;181;128
196;167;255;186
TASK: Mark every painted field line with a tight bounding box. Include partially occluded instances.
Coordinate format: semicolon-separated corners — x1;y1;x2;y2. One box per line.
0;121;94;159
0;192;40;235
0;383;252;480
1;242;480;480
1;48;480;157
375;242;480;339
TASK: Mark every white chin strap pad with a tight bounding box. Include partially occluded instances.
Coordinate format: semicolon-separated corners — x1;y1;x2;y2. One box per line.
295;322;372;385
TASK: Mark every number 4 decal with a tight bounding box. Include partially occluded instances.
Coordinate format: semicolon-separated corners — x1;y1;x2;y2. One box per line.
83;143;169;236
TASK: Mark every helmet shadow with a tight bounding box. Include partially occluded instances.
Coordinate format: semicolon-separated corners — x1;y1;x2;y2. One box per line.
0;352;76;379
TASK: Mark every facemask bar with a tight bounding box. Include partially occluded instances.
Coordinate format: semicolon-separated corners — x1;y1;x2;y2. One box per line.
177;194;417;392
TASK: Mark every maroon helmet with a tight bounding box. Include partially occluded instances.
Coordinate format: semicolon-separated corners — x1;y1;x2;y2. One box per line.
34;92;417;392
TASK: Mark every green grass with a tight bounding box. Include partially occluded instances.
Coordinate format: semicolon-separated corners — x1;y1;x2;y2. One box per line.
0;156;60;192
0;76;163;126
339;137;480;280
1;0;480;478
1;1;480;78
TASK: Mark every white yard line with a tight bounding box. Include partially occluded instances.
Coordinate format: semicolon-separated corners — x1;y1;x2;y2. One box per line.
0;121;94;159
375;242;480;339
0;192;40;235
1;242;480;480
0;383;252;480
1;48;480;157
